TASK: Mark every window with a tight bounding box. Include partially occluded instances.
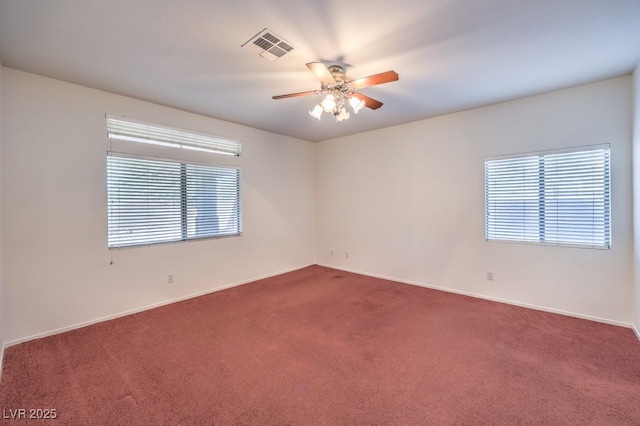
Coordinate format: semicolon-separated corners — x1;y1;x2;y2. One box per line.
107;155;241;248
106;117;242;248
485;145;610;249
107;116;242;156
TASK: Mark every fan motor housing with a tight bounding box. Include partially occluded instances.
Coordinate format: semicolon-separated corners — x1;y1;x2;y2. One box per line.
328;65;348;81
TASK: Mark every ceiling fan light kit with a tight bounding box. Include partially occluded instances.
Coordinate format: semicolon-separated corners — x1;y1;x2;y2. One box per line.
273;62;398;122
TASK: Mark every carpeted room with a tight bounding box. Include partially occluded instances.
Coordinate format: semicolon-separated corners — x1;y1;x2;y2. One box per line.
1;1;640;424
2;266;639;424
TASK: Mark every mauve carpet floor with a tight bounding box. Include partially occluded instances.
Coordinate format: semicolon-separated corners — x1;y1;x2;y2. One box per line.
1;265;639;425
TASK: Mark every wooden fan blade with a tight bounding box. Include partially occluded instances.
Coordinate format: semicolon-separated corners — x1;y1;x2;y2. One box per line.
351;92;383;110
349;70;399;89
306;62;336;84
272;90;319;100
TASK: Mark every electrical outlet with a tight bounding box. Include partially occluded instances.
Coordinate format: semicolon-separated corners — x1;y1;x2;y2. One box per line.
167;274;174;284
330;249;334;255
345;252;349;259
487;272;494;281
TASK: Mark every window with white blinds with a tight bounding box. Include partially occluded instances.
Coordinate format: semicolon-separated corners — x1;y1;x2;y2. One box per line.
485;145;610;249
106;116;241;156
107;154;241;248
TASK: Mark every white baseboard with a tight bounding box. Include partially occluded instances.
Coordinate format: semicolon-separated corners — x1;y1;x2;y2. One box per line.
5;263;315;348
633;324;640;341
317;263;633;329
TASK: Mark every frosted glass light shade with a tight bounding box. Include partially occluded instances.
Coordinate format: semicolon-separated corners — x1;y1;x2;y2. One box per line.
336;107;350;121
309;104;323;119
349;96;365;113
321;94;336;112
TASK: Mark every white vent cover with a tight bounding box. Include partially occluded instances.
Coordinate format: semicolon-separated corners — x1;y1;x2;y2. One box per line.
242;28;294;61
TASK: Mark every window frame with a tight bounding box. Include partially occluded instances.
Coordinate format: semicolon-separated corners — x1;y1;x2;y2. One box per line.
484;144;611;249
105;116;242;249
107;153;242;249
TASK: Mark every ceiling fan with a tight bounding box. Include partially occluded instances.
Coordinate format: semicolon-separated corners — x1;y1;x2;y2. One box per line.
273;62;399;121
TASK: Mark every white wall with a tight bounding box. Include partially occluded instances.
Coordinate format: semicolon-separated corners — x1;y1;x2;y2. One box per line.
1;68;316;344
633;65;640;338
316;76;633;325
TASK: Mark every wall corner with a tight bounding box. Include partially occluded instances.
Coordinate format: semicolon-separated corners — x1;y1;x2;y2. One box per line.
632;63;640;340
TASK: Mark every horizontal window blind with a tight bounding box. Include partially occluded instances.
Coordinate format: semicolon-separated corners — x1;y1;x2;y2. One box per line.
485;146;610;248
107;116;241;156
107;154;241;248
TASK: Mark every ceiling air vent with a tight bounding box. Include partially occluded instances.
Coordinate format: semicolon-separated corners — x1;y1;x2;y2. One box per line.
242;28;294;62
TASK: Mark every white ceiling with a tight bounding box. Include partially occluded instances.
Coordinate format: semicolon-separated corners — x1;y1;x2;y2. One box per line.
1;0;640;142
